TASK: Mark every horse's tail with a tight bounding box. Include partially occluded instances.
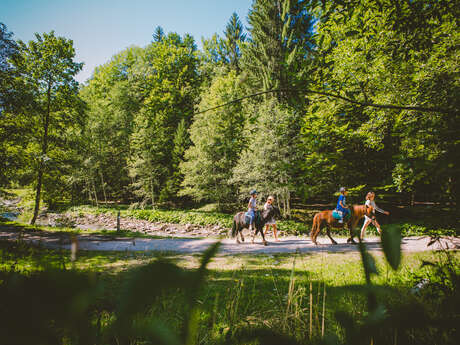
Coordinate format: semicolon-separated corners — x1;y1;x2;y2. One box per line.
231;218;237;238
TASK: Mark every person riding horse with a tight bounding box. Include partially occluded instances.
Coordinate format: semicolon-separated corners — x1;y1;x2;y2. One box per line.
232;190;281;245
247;190;258;231
336;187;350;223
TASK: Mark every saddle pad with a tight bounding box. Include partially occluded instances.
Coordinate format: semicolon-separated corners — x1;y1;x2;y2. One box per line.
332;210;342;220
332;210;350;220
244;212;251;226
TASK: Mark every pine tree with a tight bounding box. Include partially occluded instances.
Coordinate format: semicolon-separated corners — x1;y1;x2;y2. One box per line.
242;0;313;99
223;12;246;72
152;26;165;42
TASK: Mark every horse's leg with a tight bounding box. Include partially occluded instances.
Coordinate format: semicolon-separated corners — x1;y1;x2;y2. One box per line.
311;219;320;245
259;226;268;246
326;225;337;245
310;216;318;245
347;220;357;244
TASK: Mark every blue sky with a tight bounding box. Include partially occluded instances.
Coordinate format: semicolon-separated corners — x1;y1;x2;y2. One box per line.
1;0;251;83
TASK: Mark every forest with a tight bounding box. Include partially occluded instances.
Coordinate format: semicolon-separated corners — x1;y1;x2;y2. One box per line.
1;1;459;344
1;0;458;222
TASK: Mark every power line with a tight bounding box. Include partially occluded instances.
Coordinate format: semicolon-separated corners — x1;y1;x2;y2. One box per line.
193;88;448;115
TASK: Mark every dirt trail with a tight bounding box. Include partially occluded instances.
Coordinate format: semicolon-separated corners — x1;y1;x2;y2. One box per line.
0;229;458;255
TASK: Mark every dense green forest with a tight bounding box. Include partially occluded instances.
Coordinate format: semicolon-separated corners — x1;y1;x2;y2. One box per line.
1;0;459;223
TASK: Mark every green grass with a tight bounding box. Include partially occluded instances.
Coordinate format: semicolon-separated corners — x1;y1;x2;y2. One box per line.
1;232;458;345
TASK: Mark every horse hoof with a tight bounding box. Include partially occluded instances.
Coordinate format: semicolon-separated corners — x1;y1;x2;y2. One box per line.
332;241;338;245
263;241;268;246
347;238;356;244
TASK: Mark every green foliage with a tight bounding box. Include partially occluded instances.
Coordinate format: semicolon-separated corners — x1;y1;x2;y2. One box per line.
126;208;233;228
3;0;459;225
180;70;246;204
231;99;303;216
128;34;199;203
242;0;314;95
3;31;84;221
304;0;460;202
381;225;402;270
0;239;221;345
1;235;458;345
78;46;142;202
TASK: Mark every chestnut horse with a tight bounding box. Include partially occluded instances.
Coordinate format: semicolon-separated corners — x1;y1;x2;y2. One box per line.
310;204;373;245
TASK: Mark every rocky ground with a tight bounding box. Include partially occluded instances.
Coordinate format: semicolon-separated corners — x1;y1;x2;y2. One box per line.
35;212;230;238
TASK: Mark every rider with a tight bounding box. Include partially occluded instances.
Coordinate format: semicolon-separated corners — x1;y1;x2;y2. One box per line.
336;187;350;223
247;190;257;231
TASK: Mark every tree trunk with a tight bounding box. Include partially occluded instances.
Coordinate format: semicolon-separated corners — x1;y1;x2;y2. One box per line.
30;169;44;224
92;178;99;207
30;80;52;224
99;169;107;204
150;178;155;208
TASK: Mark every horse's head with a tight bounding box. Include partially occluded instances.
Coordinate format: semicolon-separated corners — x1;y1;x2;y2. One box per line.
262;205;280;220
364;204;373;217
272;206;281;218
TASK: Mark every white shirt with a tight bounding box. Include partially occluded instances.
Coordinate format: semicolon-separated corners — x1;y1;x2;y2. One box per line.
366;199;386;214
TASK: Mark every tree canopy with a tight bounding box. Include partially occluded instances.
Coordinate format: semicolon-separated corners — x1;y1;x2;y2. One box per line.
1;0;458;214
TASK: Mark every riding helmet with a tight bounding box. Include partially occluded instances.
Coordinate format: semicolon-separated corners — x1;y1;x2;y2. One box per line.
250;189;257;195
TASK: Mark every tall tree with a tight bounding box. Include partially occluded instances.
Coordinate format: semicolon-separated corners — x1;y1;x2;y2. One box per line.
129;33;199;204
0;23;18;111
13;32;83;223
241;0;314;100
0;23;21;186
223;12;246;72
180;70;245;205
152;26;165;42
78;47;142;202
231;99;303;216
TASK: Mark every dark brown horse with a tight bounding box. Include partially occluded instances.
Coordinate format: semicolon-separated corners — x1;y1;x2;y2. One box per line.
310;204;373;245
231;206;280;245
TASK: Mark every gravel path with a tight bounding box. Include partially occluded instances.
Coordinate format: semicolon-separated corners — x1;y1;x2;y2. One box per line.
1;229;458;255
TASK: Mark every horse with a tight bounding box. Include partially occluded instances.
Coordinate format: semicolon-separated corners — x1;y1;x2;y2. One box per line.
231;206;280;245
310;204;373;245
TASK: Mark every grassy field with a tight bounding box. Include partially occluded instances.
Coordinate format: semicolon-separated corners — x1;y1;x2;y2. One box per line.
1;189;459;344
1;234;458;344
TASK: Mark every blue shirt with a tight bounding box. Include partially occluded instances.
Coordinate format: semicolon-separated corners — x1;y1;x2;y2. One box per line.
337;195;347;211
